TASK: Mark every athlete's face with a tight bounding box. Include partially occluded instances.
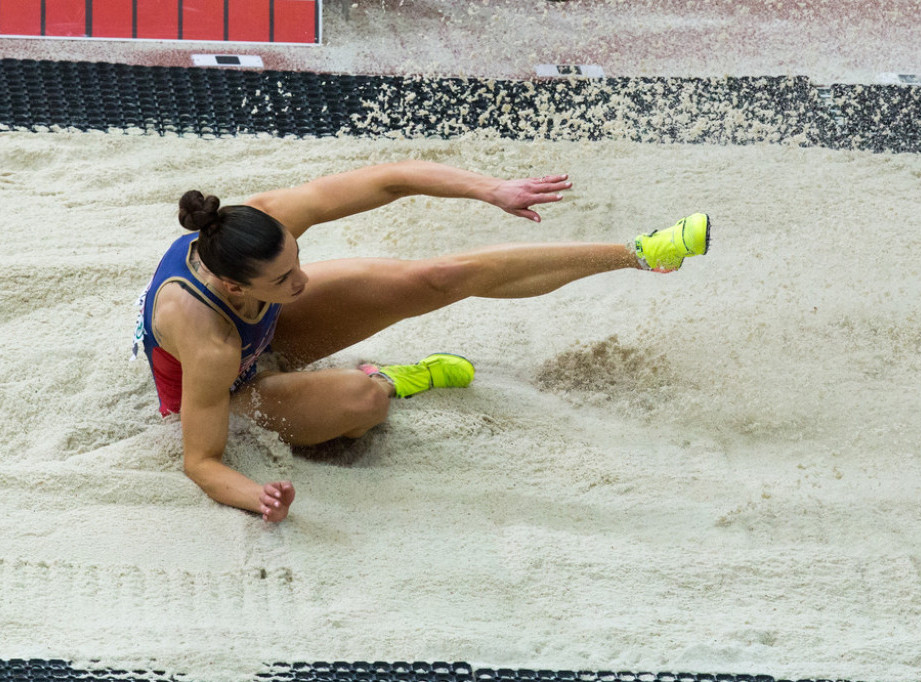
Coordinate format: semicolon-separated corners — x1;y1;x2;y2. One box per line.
239;231;308;304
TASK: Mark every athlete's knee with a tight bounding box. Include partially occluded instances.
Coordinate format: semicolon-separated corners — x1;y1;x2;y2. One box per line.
412;257;475;300
339;370;390;428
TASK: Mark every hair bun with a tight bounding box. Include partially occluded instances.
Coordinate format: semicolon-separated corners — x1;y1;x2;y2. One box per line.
178;190;222;236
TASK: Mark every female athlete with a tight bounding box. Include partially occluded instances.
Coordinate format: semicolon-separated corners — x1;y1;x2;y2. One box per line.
136;161;709;522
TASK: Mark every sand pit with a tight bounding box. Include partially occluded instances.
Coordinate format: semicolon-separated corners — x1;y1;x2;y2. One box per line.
1;130;920;681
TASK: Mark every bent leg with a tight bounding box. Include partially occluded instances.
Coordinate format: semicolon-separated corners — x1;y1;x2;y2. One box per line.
231;368;393;445
274;242;640;364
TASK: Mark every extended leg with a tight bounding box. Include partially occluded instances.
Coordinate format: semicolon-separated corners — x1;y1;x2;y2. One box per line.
272;241;640;364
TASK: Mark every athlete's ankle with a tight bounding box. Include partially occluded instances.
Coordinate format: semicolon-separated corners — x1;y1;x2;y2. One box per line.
626;245;644;270
361;364;398;398
370;373;396;398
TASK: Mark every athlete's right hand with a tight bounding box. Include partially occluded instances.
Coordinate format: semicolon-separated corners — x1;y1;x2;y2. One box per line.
260;480;296;522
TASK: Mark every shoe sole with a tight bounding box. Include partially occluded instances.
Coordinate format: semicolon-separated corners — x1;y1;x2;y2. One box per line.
702;213;711;255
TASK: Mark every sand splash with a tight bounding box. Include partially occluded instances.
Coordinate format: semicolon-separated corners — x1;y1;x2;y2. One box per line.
1;130;919;681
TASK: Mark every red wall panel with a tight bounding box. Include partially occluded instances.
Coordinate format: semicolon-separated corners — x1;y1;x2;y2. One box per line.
45;0;87;36
136;0;179;39
0;2;42;35
183;0;224;40
1;0;318;42
228;0;270;42
273;0;315;43
92;0;134;38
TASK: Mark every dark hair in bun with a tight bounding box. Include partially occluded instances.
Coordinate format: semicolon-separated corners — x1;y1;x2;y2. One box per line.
178;190;286;285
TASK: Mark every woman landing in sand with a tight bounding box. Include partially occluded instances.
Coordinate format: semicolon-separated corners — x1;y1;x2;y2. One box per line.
135;161;710;522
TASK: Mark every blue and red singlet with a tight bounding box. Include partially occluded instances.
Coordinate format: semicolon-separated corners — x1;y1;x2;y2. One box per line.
134;232;282;416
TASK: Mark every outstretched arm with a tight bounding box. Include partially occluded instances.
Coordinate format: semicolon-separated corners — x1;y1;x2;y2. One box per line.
244;160;572;238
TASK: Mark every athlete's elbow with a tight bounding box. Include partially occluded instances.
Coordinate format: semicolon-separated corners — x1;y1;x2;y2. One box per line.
183;465;226;505
183;461;205;489
385;160;427;198
182;456;215;489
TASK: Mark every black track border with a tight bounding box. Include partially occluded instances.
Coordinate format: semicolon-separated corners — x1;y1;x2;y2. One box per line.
0;58;919;153
0;659;859;682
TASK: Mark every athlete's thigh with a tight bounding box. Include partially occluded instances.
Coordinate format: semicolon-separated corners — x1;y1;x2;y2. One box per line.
230;367;384;445
272;257;459;364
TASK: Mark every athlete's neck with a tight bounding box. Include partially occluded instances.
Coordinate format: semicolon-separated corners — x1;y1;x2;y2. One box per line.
190;249;263;318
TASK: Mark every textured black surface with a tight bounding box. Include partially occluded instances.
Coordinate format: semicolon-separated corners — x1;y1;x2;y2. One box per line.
0;660;856;682
1;58;919;153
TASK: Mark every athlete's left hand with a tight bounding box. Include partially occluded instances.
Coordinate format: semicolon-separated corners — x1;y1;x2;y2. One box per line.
491;174;572;223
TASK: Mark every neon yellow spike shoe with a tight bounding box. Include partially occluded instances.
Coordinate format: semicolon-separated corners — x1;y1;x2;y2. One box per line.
360;353;475;398
634;213;711;273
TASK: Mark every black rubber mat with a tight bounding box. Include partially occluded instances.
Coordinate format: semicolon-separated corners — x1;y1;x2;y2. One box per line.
1;58;919;153
0;659;855;682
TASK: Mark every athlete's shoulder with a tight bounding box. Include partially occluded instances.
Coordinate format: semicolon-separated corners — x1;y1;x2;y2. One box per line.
155;281;241;361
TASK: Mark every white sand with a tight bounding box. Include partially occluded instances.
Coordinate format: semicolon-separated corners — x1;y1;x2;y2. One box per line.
1;131;920;681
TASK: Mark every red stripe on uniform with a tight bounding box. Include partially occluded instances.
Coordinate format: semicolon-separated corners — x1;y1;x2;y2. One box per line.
151;346;183;416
